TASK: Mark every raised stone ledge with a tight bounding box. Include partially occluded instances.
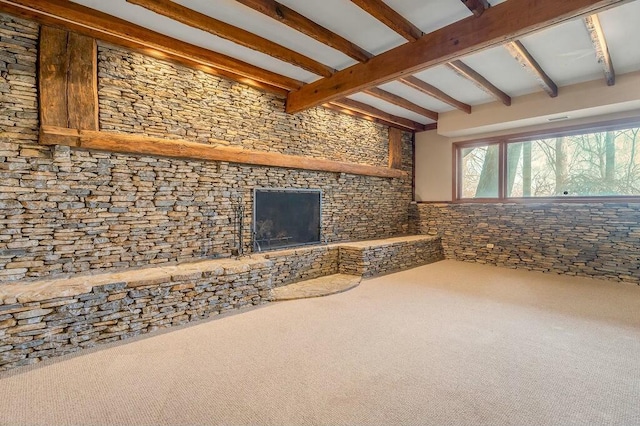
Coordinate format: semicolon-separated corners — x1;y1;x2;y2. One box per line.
0;235;442;371
0;257;271;305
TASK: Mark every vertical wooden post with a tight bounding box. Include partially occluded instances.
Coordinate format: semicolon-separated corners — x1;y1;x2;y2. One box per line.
388;127;403;169
39;26;98;135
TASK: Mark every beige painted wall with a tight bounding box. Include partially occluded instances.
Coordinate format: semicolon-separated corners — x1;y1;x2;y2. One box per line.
415;130;453;202
415;71;640;202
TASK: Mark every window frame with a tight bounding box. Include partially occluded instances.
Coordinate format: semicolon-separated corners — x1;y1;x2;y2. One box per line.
452;117;640;203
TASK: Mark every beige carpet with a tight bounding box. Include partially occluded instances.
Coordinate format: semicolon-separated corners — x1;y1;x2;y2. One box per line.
1;260;639;426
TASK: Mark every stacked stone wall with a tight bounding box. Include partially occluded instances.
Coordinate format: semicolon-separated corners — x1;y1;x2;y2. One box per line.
0;14;413;283
338;236;444;278
413;203;640;284
262;246;339;287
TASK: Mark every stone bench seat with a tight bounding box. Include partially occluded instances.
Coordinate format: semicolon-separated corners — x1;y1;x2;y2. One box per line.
0;257;271;305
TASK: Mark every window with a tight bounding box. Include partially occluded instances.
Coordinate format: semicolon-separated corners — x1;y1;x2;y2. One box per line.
455;122;640;201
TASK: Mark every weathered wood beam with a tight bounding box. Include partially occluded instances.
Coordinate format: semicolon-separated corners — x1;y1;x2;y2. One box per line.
0;0;301;93
388;128;403;169
504;40;558;97
39;27;99;130
286;0;631;113
461;0;491;17
399;77;471;114
350;0;423;42
235;0;372;63
331;98;427;132
40;126;408;179
127;0;334;78
321;103;421;131
447;60;511;106
584;14;615;86
363;87;439;121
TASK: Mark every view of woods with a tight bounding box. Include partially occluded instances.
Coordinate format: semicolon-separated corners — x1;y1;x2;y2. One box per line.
461;127;640;198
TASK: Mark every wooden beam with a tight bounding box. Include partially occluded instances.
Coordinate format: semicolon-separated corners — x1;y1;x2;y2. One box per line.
399;77;471;114
321;103;423;132
39;26;68;128
363;87;438;121
127;0;334;78
235;0;372;63
584;14;615;86
286;0;630;113
350;0;423;42
388;128;403;169
461;0;490;17
67;32;99;130
40;126;408;179
0;0;301;93
504;40;558;97
39;27;99;130
331;98;427;132
447;60;511;106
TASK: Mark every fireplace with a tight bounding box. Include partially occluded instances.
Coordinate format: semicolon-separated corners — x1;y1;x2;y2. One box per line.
252;188;322;251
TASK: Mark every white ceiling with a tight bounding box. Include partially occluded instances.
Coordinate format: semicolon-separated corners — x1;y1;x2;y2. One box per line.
71;0;640;127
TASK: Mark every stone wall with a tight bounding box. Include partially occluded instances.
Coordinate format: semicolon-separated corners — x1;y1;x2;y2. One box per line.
263;246;339;287
413;202;640;284
0;13;414;283
0;256;273;370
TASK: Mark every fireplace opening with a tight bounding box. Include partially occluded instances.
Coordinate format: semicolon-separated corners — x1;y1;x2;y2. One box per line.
253;188;321;251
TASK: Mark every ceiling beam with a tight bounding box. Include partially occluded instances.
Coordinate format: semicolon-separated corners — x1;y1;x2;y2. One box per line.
235;0;372;63
504;40;558;97
399;77;471;114
363;87;439;121
584;14;615;86
322;103;435;132
447;60;511;106
286;0;631;113
331;98;428;131
0;0;302;93
461;0;491;17
127;0;334;78
350;0;423;42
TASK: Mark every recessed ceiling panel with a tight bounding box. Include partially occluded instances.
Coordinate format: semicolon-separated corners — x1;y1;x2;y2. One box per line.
413;66;494;106
460;46;541;98
518;18;603;87
278;0;406;55
598;0;640;75
383;0;471;34
71;0;320;83
173;0;357;70
347;93;434;125
378;81;454;113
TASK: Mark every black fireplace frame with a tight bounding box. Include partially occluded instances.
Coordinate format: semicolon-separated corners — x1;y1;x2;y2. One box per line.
252;187;322;252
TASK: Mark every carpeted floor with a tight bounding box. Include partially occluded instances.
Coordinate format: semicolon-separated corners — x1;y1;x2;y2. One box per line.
1;260;639;426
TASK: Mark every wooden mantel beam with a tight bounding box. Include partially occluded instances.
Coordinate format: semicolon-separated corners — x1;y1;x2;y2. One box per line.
350;0;423;42
447;60;511;106
584;14;615;86
235;0;372;63
504;40;558;97
127;0;334;78
286;0;631;113
40;127;408;179
0;0;302;93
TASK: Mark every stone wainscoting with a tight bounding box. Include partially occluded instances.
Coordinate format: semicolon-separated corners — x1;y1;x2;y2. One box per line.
0;236;442;371
412;202;640;284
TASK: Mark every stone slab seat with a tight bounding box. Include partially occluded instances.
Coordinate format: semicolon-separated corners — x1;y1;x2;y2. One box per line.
0;257;271;305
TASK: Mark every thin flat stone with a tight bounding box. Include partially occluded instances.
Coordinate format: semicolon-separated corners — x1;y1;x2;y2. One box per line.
270;274;361;301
